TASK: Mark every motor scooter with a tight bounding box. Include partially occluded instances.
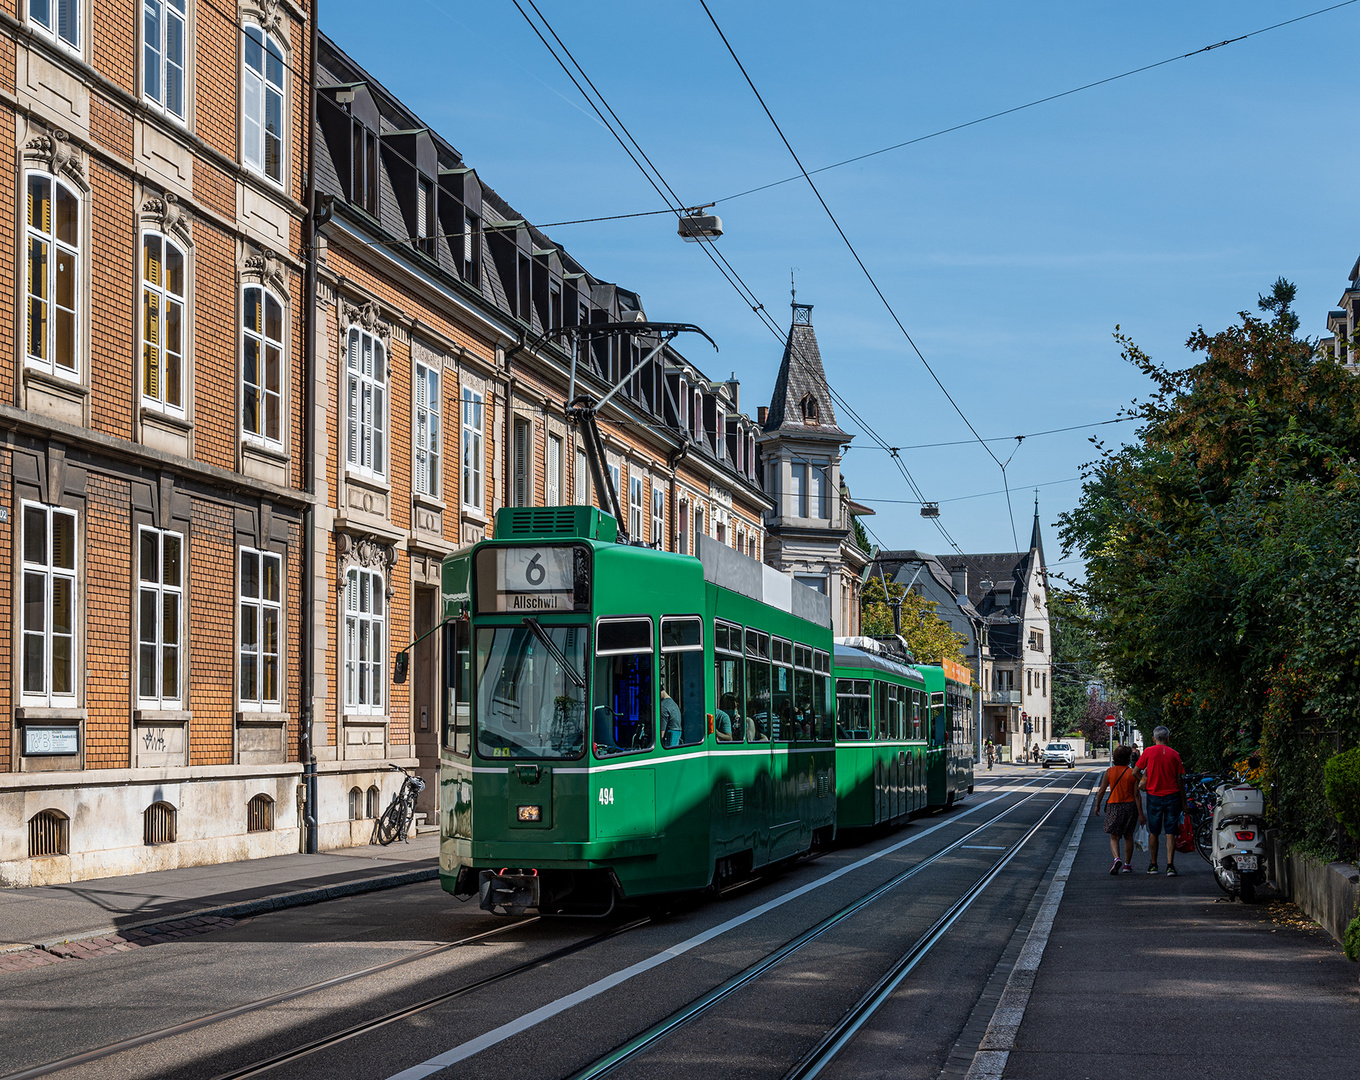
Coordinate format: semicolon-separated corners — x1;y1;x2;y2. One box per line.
1210;780;1266;902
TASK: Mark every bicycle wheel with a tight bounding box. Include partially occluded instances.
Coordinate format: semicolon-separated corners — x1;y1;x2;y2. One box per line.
1194;818;1213;862
375;796;406;846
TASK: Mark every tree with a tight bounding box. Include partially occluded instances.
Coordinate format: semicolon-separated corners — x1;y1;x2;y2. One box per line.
861;575;968;666
1059;280;1360;848
1050;590;1096;736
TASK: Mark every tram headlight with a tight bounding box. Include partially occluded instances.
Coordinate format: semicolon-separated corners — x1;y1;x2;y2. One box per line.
517;805;542;822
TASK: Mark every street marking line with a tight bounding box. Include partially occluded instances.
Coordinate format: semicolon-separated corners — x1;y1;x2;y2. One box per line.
382;790;1027;1080
963;788;1094;1080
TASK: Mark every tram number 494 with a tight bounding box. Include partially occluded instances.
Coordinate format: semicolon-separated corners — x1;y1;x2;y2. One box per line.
598;787;615;806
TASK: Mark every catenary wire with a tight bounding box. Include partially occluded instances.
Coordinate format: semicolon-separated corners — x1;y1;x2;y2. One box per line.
698;0;1022;550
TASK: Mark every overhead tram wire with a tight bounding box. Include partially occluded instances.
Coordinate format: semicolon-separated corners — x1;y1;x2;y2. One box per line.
516;1;1360;227
512;1;982;566
698;0;1023;552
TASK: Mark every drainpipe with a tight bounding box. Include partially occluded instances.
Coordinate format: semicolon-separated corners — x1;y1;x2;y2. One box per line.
299;0;321;854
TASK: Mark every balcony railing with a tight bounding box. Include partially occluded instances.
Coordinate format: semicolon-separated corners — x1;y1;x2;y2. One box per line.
983;690;1022;705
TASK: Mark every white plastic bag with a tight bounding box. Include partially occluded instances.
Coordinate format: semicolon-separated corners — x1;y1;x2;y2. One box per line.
1133;823;1150;852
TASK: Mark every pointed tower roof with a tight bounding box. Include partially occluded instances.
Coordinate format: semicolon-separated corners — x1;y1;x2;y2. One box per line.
1030;495;1046;568
763;302;848;439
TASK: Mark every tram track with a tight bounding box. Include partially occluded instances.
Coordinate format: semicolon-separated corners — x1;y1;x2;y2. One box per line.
563;771;1086;1080
4;775;1074;1080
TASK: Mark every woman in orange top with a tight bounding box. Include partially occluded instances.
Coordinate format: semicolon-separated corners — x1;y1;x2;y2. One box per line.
1094;744;1146;874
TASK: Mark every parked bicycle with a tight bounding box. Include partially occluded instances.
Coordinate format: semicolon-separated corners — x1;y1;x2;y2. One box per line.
376;763;426;846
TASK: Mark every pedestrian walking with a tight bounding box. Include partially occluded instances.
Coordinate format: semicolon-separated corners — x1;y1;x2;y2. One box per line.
1094;744;1144;874
1135;725;1186;876
984;741;994;770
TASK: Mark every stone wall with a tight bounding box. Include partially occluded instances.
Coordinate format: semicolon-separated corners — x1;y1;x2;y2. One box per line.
1266;832;1360;945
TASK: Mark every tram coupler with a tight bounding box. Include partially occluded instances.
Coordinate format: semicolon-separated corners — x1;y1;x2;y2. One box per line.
479;868;540;915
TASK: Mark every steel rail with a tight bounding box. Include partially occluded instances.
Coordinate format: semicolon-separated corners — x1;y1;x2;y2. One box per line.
567;772;1081;1080
0;918;540;1080
784;778;1088;1079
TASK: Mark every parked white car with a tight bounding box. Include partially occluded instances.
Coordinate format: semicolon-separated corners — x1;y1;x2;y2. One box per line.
1041;741;1076;768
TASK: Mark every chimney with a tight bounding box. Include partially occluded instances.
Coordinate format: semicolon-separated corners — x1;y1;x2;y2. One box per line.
951;567;968;597
757;405;768;426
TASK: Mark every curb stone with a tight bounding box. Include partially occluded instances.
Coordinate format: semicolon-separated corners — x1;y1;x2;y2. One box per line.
0;864;438;961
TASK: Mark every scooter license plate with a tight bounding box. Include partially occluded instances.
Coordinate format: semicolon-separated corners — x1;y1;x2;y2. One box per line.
1237;855;1258;871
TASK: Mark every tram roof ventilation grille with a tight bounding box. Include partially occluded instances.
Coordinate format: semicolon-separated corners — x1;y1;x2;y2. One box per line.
494;506;619;542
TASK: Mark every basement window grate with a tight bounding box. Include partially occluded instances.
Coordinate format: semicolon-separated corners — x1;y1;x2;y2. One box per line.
247;793;275;833
143;802;177;845
29;809;69;858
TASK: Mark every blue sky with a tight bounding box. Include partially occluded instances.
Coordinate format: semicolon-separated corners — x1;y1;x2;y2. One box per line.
321;1;1360;581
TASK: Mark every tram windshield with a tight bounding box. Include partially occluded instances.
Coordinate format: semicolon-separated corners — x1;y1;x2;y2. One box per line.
475;624;587;759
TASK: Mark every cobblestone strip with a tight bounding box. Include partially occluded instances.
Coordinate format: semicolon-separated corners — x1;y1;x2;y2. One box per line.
0;916;239;973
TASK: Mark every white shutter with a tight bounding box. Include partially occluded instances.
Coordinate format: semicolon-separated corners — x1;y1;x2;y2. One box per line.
416;181;428;239
546;436;560;506
346;374;359;465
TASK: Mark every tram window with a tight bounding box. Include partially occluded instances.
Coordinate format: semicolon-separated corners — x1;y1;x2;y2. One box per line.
660;617;704;747
661;617;702;650
912;690;923;740
444;618;472;756
598;618;652;654
771;656;792;741
836;678;871;741
715;654;744;743
475;624;587;759
745;630;771;742
815;671;833;740
793;667;815;740
875;681;890;740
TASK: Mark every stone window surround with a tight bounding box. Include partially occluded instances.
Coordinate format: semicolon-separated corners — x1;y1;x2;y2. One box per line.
11;443;88;772
339;298;392;493
237;0;292;190
238;245;291;462
139;0;194;128
411;338;445;508
335;533;396;736
18;122;92;422
135;189;196;455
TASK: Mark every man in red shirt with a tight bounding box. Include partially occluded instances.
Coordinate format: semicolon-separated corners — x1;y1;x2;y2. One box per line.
1135;726;1186;876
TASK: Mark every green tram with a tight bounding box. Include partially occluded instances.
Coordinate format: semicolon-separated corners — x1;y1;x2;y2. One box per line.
830;641;975;829
437;507;838;914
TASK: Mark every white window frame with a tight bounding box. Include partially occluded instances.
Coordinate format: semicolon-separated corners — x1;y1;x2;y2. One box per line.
693;389;703;441
344;567;385;715
239;548;282;711
630;472;644;539
137;525;184;710
574;446;588;506
677;377;688;431
414;360;440;499
345;326;387;480
546;433;562;506
142;0;188;122
140;230;188;417
715;407;726;456
461;386;484;512
651;484;664;548
20;502;77;706
29;0;79;54
24;171;80;381
790;462;809;518
241;24;285;185
241;285;284;448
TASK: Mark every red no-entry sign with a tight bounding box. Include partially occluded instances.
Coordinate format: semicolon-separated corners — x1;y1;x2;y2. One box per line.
1104;715;1117;726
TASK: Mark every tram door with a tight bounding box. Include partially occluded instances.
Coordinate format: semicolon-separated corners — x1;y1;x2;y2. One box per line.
768;639;799;860
873;681;890;824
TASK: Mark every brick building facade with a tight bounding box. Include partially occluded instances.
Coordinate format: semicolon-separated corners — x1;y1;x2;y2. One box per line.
0;0;314;884
1;13;869;884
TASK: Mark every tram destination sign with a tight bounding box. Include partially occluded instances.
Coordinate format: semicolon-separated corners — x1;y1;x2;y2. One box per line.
476;545;589;613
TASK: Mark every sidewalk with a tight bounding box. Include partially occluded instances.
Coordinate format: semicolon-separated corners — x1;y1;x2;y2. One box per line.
998;809;1360;1078
0;834;439;951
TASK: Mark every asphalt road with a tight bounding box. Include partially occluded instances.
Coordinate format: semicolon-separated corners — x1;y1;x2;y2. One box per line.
0;769;1095;1080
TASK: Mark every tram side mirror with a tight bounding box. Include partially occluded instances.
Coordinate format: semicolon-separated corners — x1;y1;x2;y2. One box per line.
393;652;409;685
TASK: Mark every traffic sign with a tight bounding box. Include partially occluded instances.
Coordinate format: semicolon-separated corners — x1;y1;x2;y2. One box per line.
1104;716;1117;726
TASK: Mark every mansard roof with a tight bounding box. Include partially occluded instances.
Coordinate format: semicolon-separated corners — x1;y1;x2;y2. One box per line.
763;304;848;440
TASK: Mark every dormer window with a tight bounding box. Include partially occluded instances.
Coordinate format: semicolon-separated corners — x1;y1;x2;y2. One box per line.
800;393;820;425
715;406;726;457
416;175;435;255
677;377;688;431
693;389;703;442
746;433;756;479
351;122;379;215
